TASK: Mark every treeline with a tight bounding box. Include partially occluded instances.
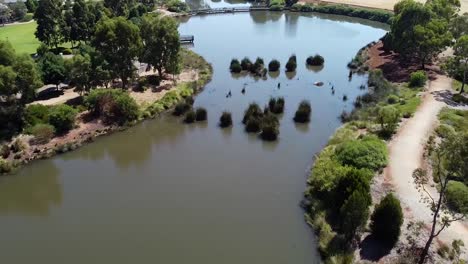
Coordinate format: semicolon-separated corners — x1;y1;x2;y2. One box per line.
0;0;185;141
0;0;34;23
291;3;393;24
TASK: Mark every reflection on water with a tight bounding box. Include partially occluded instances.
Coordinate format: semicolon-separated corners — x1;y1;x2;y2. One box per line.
0;161;61;216
0;10;387;264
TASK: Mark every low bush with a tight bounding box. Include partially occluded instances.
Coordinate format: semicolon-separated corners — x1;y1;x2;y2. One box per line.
311;4;393;24
260;113;280;141
48;104;78;134
62;48;73;55
10;138;26;153
269;0;285;9
85;89;139;124
268;97;285;114
409;71;427;87
370;193;403;245
0;158;13;174
435;124;455;138
0;144;10;159
293;100;312;123
452;94;468;105
286;55;297;72
387;94;399;104
173;102;191;116
377;105;400;136
306;55;325;66
243;103;263;124
241;57;252;71
335;136;388;171
166;0;189;12
245;117;261;133
24;104;50;128
446;181;468;213
20;13;33;22
147;75;161;86
29;124;55;144
195;107;207;121
230;59;241;73
184;110;196;123
219;111;232;128
268;59;281;72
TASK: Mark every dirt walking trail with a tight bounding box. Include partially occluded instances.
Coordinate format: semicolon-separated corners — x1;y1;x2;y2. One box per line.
384;75;468;252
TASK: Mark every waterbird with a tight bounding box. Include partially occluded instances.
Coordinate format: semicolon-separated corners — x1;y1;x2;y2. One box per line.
241;87;245;94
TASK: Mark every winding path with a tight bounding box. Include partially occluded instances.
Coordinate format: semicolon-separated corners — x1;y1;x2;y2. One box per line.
384;75;468;254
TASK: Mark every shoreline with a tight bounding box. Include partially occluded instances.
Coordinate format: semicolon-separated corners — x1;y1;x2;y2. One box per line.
0;49;213;175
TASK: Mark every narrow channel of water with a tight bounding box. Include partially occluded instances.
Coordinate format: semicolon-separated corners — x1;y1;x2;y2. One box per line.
0;10;386;264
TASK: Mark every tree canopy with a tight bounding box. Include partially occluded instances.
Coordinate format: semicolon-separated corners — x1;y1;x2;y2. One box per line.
34;0;64;48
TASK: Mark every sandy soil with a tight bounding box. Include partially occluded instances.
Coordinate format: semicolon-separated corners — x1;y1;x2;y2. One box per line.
300;0;468;13
384;75;468;256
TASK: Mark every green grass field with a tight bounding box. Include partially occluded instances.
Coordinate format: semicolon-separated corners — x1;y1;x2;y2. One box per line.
0;22;41;55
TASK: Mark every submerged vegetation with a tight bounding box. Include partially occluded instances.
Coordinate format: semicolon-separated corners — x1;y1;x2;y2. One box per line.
219;111;233;128
293;101;311;123
306;55;324;66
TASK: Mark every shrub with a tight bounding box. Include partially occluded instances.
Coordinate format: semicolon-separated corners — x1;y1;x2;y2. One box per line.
147;75;160;86
340;189;370;240
62;48;73;55
0;144;10;159
335;136;388;171
286;56;297;72
293;100;312;123
446;181;468;213
29;124;55;144
409;71;427;87
48;104;78;134
370;193;403;245
435;124;456;138
85;89;139;124
173;102;191;116
166;0;189;12
10;138;26;153
195;107;207;121
0;158;13;174
243;103;262;124
245;117;261;133
184;110;196;123
20;13;33;22
260;113;280;141
333;167;373;207
241;58;252;71
268;59;281;72
24;104;50;128
452;94;468;104
230;59;242;73
250;58;264;74
268;97;285;114
377;105;400;135
219;111;232;128
311;4;393;24
306;55;325;66
387;94;399;104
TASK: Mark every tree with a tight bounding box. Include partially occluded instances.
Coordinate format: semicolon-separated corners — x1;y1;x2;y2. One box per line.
34;0;64;48
25;0;38;13
38;52;66;89
388;0;452;69
66;54;92;95
92;17;142;89
412;137;468;264
14;54;43;103
377;105;400;133
61;0;73;45
449;12;468;39
445;35;468;93
0;40;16;66
0;4;11;26
70;0;92;44
104;0;135;16
10;0;27;21
340;189;371;241
370;193;404;246
140;15;180;78
425;0;460;21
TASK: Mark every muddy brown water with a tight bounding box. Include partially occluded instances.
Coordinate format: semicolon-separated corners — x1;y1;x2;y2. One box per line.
0;9;387;264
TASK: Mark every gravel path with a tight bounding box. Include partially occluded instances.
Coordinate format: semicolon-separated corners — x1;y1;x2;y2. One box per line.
384;75;468;255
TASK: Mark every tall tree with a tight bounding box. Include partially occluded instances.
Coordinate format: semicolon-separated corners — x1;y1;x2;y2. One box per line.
66;54;92;95
10;0;28;21
14;54;43;103
426;0;460;21
140;15;180;77
61;0;73;45
340;189;371;241
450;13;468;39
25;0;38;13
70;0;91;43
34;0;64;48
92;17;142;89
38;52;66;89
104;0;135;17
445;35;468;93
413;136;468;264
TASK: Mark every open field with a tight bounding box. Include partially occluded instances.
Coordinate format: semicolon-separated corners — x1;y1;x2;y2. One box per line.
0;22;40;54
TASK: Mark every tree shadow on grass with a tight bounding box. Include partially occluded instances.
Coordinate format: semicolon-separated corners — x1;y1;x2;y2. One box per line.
359;234;394;261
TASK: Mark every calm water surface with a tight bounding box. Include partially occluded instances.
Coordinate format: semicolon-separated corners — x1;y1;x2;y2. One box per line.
0;11;386;264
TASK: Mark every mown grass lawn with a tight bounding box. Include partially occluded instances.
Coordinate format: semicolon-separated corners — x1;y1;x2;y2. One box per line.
0;22;41;55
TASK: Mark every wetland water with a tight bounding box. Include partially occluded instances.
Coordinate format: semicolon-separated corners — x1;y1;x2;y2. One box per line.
0;10;386;264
